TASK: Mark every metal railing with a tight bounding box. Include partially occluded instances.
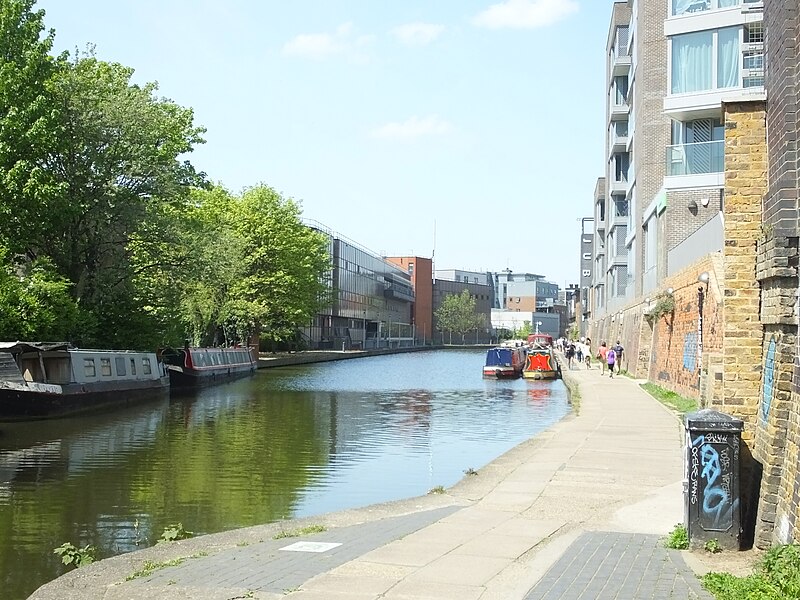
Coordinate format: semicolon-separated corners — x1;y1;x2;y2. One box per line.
666;140;724;176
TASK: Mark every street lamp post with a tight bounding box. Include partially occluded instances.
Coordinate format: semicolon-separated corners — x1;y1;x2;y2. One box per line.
535;321;542;335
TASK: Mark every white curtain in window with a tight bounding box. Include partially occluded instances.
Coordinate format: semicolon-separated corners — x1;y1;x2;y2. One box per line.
718;0;739;7
717;27;740;88
672;32;713;93
672;0;694;15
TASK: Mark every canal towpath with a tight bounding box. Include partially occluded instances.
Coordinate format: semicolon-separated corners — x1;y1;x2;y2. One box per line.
30;361;745;600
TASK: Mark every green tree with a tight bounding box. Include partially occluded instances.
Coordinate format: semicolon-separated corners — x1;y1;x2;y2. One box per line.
42;54;205;342
226;185;331;345
0;0;64;250
435;290;485;344
0;246;78;339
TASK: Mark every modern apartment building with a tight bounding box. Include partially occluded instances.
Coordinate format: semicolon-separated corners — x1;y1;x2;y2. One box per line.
659;0;765;283
594;0;764;312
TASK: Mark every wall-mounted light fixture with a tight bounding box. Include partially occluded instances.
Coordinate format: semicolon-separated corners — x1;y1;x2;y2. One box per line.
697;271;710;286
666;287;674;295
688;199;698;211
700;197;710;207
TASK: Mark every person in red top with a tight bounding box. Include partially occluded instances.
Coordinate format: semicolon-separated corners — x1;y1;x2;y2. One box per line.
597;342;608;375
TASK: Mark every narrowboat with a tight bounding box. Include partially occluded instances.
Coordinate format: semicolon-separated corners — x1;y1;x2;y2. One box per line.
0;342;169;420
483;346;526;379
522;346;561;380
161;344;258;390
527;333;553;347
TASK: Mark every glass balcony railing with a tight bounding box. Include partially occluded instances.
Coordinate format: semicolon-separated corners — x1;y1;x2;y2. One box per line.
666;140;724;176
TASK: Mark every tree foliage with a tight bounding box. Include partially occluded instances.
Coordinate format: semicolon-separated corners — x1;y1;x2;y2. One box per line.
435;290;485;342
0;4;331;349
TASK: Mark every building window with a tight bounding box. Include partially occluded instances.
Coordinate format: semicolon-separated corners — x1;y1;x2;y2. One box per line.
671;28;739;93
672;0;742;17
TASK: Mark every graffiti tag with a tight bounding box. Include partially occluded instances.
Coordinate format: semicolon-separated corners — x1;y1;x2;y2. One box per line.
691;434;737;531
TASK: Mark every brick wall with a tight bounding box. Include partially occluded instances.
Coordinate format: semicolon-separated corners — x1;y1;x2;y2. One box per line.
761;0;800;547
633;0;670;299
721;102;767;437
648;254;723;399
763;0;799;236
722;101;768;548
588;253;722;392
664;188;724;253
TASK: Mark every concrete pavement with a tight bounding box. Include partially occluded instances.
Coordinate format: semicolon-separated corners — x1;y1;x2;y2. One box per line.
30;362;718;600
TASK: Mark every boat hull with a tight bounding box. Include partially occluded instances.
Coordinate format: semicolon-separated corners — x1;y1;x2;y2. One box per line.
482;366;520;379
0;377;170;421
167;364;256;390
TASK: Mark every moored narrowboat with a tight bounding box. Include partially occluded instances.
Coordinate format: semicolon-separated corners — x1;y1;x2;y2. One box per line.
161;344;258;390
0;342;169;421
522;346;561;380
483;346;526;379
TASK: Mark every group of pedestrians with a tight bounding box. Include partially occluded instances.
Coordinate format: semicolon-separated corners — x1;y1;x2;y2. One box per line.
558;337;625;377
595;340;625;377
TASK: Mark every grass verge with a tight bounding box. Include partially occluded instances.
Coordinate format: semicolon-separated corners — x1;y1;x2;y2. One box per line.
702;544;800;600
272;524;326;540
640;382;698;415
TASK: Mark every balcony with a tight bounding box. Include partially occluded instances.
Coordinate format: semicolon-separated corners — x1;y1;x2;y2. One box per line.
609;125;629;154
666;140;724;176
609;177;628;194
610;101;629;121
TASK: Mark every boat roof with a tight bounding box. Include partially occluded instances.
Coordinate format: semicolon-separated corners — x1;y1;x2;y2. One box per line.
0;342;71;354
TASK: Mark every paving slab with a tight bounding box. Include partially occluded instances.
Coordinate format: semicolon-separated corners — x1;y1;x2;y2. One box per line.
523;532;714;600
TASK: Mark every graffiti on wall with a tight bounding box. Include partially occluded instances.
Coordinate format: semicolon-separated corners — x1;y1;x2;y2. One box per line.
683;332;698;372
761;337;776;423
689;432;739;531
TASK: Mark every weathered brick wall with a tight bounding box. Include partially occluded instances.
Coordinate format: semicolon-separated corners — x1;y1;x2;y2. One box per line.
761;0;800;547
588;253;723;395
648;254;723;399
722;101;768;547
721;102;767;438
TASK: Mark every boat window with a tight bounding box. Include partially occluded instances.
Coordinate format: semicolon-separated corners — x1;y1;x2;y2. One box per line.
222;353;230;365
115;356;126;376
212;353;219;366
100;358;112;376
130;358;137;375
142;358;152;374
84;358;96;378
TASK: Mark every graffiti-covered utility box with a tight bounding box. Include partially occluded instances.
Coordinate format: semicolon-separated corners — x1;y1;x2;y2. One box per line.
684;409;744;551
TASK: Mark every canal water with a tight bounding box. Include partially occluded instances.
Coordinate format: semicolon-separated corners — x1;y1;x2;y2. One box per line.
0;349;570;599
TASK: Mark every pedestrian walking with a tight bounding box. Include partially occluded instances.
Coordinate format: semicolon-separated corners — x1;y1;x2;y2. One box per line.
597;342;608;374
584;338;592;369
613;340;625;373
576;345;583;365
566;342;576;369
606;347;616;378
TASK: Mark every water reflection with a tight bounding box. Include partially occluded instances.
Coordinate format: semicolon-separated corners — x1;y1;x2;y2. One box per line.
0;349;570;599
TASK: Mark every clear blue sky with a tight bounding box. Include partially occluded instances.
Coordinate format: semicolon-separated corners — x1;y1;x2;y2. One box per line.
37;0;611;286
